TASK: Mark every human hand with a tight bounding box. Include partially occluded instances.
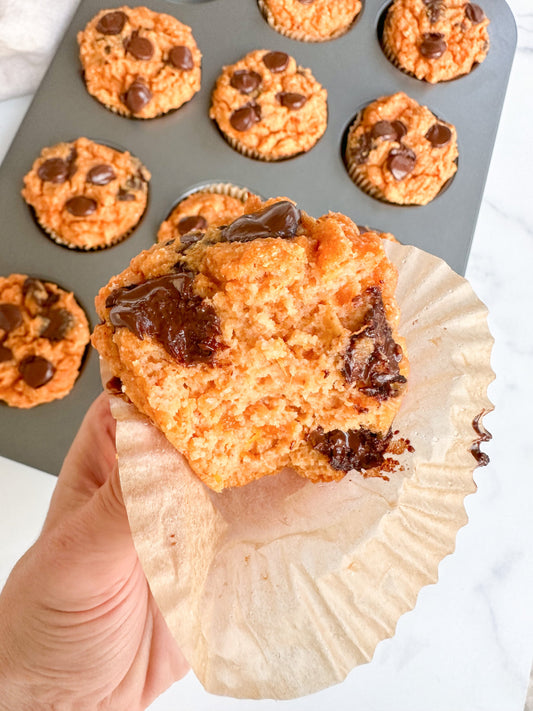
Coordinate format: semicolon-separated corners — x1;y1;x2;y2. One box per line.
0;392;189;710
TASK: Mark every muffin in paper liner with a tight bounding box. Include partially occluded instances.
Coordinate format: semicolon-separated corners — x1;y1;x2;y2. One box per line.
257;0;362;43
102;240;494;700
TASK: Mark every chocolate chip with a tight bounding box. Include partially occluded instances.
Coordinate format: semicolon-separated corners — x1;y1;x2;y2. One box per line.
277;92;307;110
230;69;262;95
168;46;194;70
308;426;393;472
220;201;301;243
65;196;97;217
122;77;152;114
178;215;208;235
350;131;373;165
37;158;69;183
39;308;74;341
117;188;136;201
18;355;55;388
22;278;59;308
387;146;417;180
425;122;452;147
126;32;154;61
0;345;13;362
420;32;447;58
423;0;444;23
0;304;23;333
96;10;128;35
176;231;205;253
105;375;123;395
87;164;116;185
262;51;289;72
465;2;485;23
371;120;406;142
106;273;224;365
229;102;262;131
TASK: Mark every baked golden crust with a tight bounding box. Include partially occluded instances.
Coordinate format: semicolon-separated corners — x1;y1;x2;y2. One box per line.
259;0;362;41
209;50;328;161
0;275;90;408
383;0;490;83
21;137;150;250
345;92;458;206
78;6;202;118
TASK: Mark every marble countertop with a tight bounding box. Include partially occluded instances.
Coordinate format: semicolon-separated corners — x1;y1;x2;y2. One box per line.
1;1;532;708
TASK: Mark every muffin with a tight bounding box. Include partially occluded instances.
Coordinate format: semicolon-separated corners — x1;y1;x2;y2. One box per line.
209;50;328;161
78;6;202;118
382;0;490;83
258;0;362;42
157;184;250;244
345;92;458;206
0;275;90;408
21;137;150;250
92;196;408;492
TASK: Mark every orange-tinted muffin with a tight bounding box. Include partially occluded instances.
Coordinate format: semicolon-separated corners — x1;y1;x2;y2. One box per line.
157;185;250;244
382;0;490;83
21;137;150;250
258;0;362;41
0;275;90;408
78;6;202;118
345;92;458;206
210;50;328;161
92;197;408;492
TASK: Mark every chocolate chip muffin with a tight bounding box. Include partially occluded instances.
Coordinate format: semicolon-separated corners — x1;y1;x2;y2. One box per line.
78;6;202;118
345;92;458;205
21;137;150;250
209;50;328;161
92;197;408;492
0;275;90;408
382;0;490;83
258;0;362;42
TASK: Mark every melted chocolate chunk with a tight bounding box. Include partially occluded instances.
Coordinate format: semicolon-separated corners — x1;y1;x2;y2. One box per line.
230;69;262;95
37;157;69;184
18;355;55;388
277;91;307;110
387;145;417;180
122;77;152;113
178;215;208;235
371;120;407;142
125;32;154;61
176;231;204;252
39;308;74;341
168;45;194;70
420;32;447;58
22;278;59;308
342;286;406;400
423;0;445;23
308;426;393;472
262;51;289;72
87;164;116;185
0;304;23;333
106;273;223;365
229;102;262;131
470;412;492;466
425;122;452;147
0;344;13;362
66;196;97;217
465;2;485;23
220;201;300;243
96;10;128;35
350;131;373;165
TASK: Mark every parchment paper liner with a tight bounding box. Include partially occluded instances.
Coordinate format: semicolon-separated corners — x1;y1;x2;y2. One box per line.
105;241;494;700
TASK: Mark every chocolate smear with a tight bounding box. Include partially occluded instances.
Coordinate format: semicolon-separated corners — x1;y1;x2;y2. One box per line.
423;0;445;23
220;201;300;243
309;426;393;472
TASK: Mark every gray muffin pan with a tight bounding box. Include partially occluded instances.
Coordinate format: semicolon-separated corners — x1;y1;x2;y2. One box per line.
0;0;516;475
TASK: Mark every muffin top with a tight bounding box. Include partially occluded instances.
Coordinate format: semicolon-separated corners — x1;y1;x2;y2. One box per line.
260;0;362;41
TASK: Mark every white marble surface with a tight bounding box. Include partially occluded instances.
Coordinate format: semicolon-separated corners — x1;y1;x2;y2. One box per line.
1;1;533;708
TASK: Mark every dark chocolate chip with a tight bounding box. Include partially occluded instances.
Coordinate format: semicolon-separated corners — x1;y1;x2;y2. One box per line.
122;77;152;114
308;426;393;472
350;131;373;165
229;102;262;131
96;10;128;35
117;188;136;201
425;122;452;147
18;355;55;388
65;196;97;217
0;344;13;362
22;278;59;308
126;32;154;61
0;304;23;333
423;0;444;23
387;146;417;180
177;231;204;250
37;158;69;184
87;164;116;185
465;2;485;23
39;308;74;341
420;32;447;58
220;200;300;243
371;120;406;142
262;51;289;72
230;69;262;95
106;273;224;365
168;46;194;70
178;215;208;235
277;92;307;110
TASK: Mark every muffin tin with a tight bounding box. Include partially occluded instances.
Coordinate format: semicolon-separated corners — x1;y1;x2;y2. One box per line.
0;0;516;475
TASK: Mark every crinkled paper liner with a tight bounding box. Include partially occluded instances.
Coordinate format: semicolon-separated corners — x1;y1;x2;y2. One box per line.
106;241;494;700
